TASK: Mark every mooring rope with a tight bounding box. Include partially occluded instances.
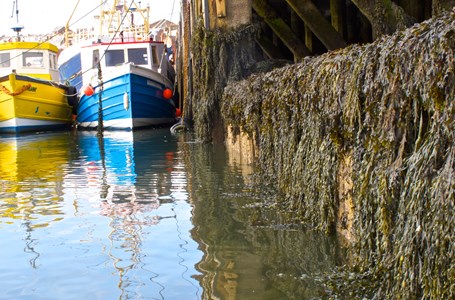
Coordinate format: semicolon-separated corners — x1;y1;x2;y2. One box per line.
0;83;31;96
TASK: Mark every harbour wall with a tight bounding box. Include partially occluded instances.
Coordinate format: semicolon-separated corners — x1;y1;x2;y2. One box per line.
184;8;454;299
222;10;455;299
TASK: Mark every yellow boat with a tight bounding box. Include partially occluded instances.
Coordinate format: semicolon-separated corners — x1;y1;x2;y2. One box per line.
0;41;78;133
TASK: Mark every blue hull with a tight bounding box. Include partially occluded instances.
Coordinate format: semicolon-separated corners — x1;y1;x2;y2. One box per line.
77;72;176;130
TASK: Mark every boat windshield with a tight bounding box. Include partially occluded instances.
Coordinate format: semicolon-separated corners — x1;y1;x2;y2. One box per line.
49;53;57;70
23;52;44;68
104;47;150;67
151;46;159;65
106;49;125;67
128;48;148;65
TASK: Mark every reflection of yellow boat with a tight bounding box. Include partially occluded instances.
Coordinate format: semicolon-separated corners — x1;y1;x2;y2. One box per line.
0;132;71;225
0;41;78;133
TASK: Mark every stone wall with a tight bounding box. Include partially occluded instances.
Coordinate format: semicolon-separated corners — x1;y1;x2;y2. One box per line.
222;10;455;299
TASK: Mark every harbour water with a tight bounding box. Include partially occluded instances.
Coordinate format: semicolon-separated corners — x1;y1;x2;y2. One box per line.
0;128;346;299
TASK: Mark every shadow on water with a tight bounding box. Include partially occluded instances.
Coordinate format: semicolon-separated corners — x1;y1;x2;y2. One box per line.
0;129;349;299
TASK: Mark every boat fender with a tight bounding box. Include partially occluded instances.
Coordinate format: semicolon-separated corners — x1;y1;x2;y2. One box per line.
66;86;79;115
163;88;173;100
83;84;94;96
123;92;129;110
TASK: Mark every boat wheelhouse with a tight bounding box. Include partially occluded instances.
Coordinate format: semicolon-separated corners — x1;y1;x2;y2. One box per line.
0;41;59;80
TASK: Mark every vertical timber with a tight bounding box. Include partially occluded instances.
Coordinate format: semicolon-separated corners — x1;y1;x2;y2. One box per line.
330;0;347;38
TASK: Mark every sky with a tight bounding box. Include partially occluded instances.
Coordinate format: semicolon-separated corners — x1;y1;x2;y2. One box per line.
0;0;180;36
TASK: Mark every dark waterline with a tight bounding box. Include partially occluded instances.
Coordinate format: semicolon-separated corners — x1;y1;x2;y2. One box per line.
0;128;345;299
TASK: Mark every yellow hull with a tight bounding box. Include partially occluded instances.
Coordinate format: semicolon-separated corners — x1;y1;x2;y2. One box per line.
0;73;75;133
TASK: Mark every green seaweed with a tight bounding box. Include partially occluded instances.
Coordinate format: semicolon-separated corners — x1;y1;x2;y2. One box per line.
188;21;263;143
186;6;454;299
218;10;454;299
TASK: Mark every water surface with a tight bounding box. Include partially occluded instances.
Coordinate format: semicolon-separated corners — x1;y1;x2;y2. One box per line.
0;128;345;299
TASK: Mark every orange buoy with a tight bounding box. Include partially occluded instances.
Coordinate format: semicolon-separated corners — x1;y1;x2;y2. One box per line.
175;108;182;117
84;84;94;96
163;88;173;100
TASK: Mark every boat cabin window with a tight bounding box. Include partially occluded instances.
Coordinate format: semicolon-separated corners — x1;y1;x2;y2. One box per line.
151;46;159;65
23;52;44;67
128;48;148;65
0;53;11;68
105;49;124;67
49;53;57;70
92;50;100;68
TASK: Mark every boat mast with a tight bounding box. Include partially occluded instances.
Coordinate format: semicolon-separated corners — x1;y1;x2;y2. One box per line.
65;0;82;47
99;0;104;37
98;0;118;38
10;0;24;41
98;0;150;41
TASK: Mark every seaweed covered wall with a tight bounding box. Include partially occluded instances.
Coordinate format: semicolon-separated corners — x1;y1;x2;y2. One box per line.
222;9;455;299
188;22;264;142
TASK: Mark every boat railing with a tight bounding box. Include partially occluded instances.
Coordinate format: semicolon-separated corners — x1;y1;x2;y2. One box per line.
69;25;150;45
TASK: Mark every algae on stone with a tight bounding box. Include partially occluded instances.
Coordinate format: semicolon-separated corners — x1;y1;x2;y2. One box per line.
221;10;455;299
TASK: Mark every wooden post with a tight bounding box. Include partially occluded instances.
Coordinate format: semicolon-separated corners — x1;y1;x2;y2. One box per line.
285;0;347;50
330;0;346;39
216;0;226;17
252;0;311;61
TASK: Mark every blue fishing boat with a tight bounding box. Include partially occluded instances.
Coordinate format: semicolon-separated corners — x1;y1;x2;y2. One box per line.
58;0;177;130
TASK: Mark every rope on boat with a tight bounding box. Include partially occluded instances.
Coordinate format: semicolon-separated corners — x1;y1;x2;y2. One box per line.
97;63;104;135
0;83;31;96
170;119;187;135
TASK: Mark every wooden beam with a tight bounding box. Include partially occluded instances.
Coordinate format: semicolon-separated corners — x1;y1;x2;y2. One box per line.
304;24;313;53
252;0;311;61
256;35;287;60
285;0;347;51
350;0;415;38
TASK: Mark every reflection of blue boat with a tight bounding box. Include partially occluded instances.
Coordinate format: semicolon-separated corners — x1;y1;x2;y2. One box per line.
76;129;178;208
58;1;176;130
78;131;137;186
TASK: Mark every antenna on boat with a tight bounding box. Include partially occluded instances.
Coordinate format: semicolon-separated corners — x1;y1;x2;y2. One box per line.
10;1;15;18
10;0;24;40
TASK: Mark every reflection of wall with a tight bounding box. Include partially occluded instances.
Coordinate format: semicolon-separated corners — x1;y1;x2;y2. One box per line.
225;126;255;179
182;140;344;299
